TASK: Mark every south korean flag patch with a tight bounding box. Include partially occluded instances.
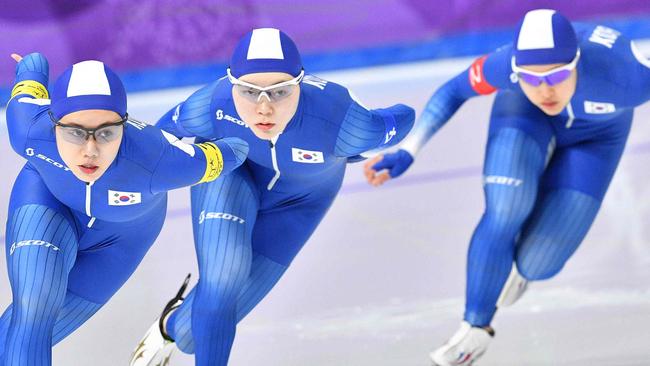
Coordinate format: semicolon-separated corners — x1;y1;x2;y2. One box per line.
292;147;324;164
108;190;142;206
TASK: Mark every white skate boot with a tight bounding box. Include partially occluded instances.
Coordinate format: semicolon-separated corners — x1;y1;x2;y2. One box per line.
130;274;191;366
497;265;528;307
430;321;494;366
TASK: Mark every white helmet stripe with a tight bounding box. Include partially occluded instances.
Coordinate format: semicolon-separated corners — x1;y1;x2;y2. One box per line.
631;41;650;69
517;9;556;50
67;60;111;97
247;28;284;60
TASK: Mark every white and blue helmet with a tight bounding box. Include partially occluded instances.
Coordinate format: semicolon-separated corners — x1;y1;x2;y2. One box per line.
514;9;578;66
229;28;302;78
50;60;127;120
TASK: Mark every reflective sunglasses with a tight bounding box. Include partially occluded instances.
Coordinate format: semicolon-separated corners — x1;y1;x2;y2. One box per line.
227;69;304;103
49;111;127;145
511;50;580;86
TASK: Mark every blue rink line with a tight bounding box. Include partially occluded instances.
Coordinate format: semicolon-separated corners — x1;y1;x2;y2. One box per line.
1;16;650;104
159;137;650;221
0;138;649;245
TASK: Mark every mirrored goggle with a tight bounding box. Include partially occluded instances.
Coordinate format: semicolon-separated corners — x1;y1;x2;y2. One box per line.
511;50;580;86
227;69;304;103
49;111;127;145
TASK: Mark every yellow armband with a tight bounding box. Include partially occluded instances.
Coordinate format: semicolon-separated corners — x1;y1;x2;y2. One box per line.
10;80;49;100
196;142;224;183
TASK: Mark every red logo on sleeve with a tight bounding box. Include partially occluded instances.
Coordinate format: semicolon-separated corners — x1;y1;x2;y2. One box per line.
469;55;497;95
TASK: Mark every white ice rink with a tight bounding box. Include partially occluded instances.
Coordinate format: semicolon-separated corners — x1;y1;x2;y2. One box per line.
1;46;650;365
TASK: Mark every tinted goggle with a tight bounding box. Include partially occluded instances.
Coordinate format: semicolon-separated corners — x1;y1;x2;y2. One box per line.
227;69;304;103
511;50;580;86
49;110;127;145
